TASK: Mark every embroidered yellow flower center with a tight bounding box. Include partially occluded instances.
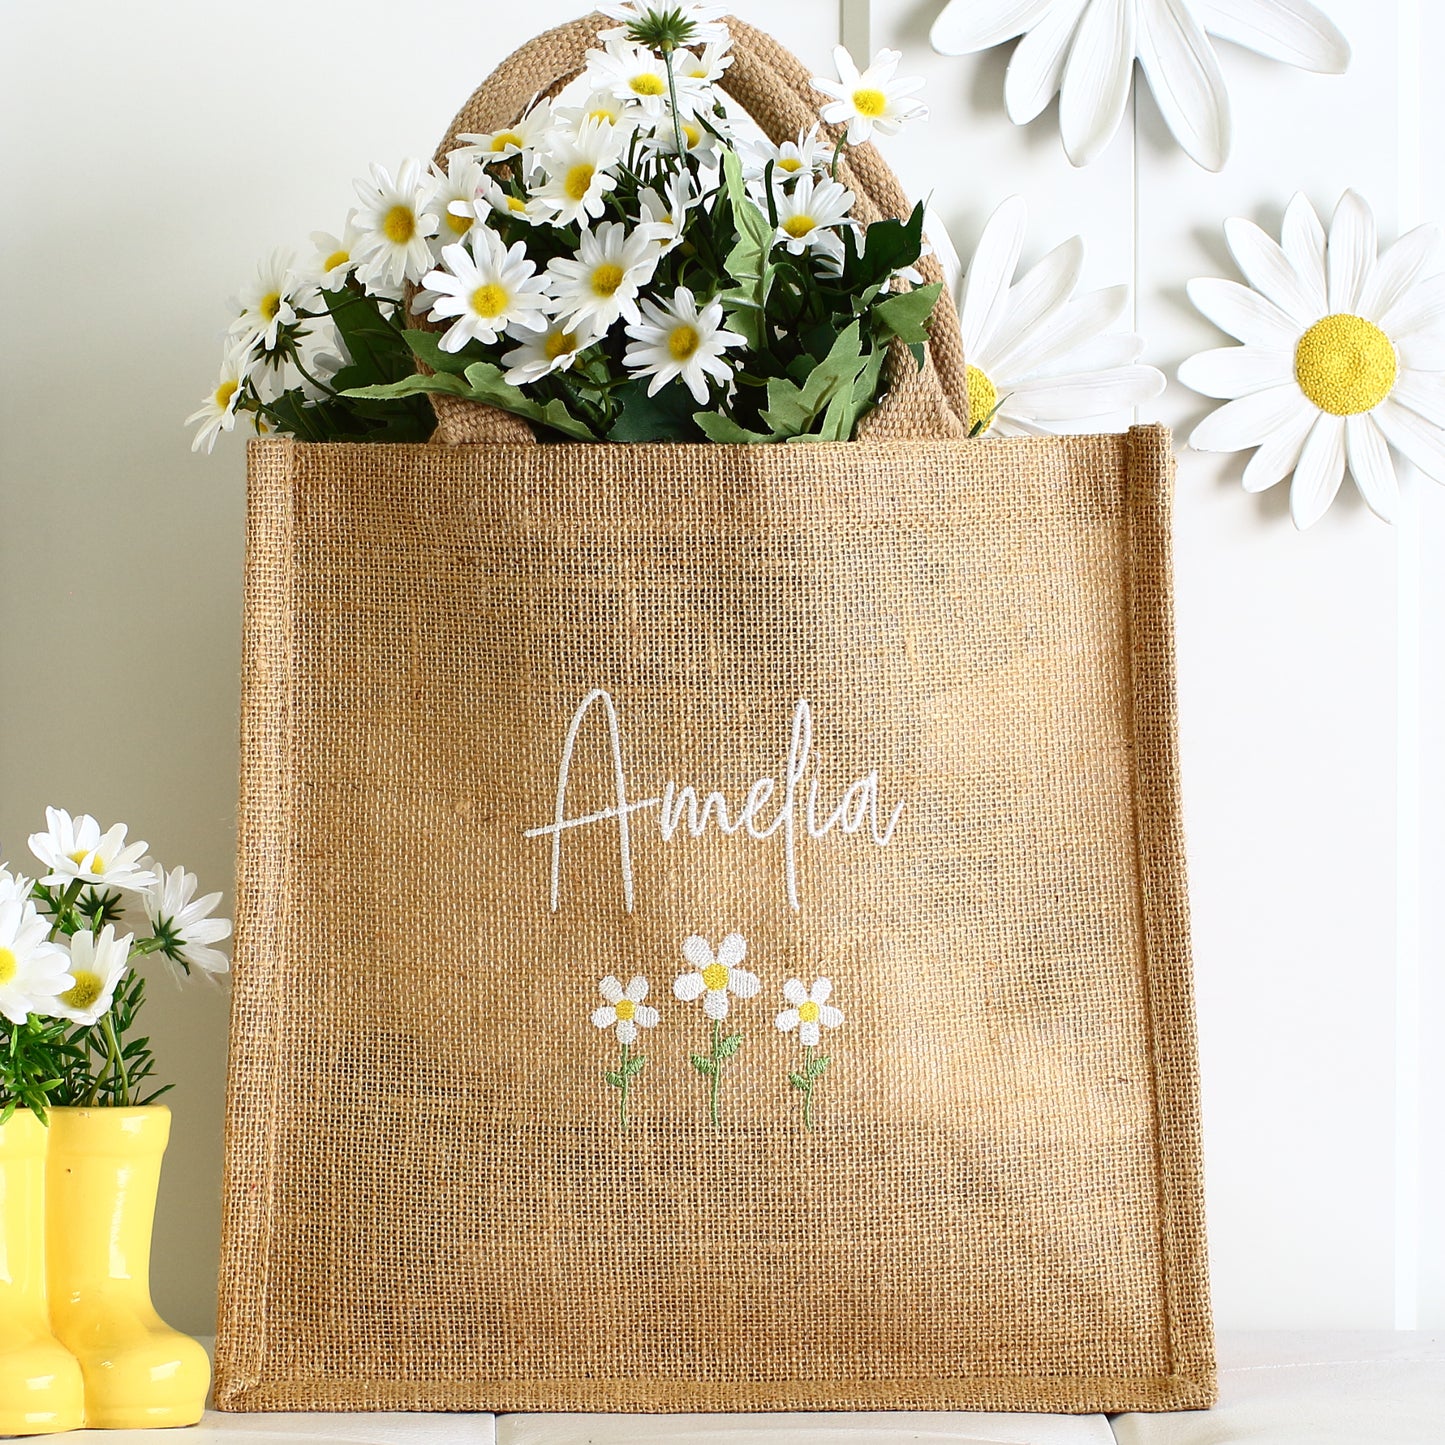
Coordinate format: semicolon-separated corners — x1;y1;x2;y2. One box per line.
0;947;16;985
60;970;103;1011
470;283;509;319
1294;313;1398;416
590;262;625;297
630;72;666;96
615;998;636;1021
544;330;580;361
214;379;239;410
445;208;472;236
778;156;803;172
324;249;349;273
966;363;999;435
382;204;415;244
260;291;282;321
798;1000;820;1023
565;164;595;202
701;961;728;990
782;214;815;239
490;131;523;152
669;324;701;362
852;87;887;117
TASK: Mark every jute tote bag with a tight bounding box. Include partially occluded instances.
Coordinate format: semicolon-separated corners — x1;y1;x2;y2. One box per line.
215;13;1214;1416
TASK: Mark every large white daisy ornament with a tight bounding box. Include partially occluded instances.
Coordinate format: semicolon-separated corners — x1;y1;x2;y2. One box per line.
1181;191;1445;528
930;0;1350;171
950;196;1164;436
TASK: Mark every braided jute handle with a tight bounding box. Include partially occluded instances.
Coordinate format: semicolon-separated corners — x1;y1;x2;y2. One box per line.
423;11;969;445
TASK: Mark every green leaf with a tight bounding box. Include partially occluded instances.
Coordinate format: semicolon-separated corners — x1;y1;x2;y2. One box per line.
807;1054;831;1078
872;282;943;348
624;1053;647;1076
716;1030;743;1059
609;378;701;442
605;1070;624;1088
760;322;867;437
789;1072;809;1091
691;1054;716;1077
402;327;477;377
840;202;927;291
692;411;778;444
718;148;774;350
345;371;472;401
461;362;599;441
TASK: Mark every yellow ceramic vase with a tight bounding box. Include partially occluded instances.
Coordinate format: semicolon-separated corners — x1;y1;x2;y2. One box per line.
0;1108;85;1436
45;1105;210;1429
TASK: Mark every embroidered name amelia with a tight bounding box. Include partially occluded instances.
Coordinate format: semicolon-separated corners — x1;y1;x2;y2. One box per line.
522;689;904;913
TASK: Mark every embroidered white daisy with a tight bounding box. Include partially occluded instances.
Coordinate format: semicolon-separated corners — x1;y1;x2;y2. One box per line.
743;123;825;186
500;316;603;386
454;104;552;166
306;215;365;292
29;808;157;893
673;932;759;1021
48;925;131;1027
598;1;730;46
352;159;441;290
535;119;626;228
0;896;72;1027
547;221;660;336
775;977;844;1047
1181;190;1445;528
422;230;551;353
773;173;855;261
811;46;927;147
427;155;488;247
140;862;232;978
187;350;250;455
953;196;1164;437
229;249;312;356
930;0;1350;172
591;975;660;1044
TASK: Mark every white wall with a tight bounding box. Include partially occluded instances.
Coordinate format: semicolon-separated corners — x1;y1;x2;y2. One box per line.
1;0;1439;1337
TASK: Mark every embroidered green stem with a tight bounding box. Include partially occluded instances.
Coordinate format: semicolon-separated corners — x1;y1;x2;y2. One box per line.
709;1019;722;1126
619;1041;631;1133
605;1038;647;1136
788;1044;830;1132
690;1017;742;1127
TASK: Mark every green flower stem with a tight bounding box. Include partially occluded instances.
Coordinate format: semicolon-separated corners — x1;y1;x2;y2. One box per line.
801;1044;815;1132
618;1040;631;1134
662;46;688;163
709;1019;723;1127
829;134;847;180
103;1011;131;1107
46;880;84;939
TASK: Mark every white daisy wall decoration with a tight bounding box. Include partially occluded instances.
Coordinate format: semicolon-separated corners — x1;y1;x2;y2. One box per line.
1180;190;1445;528
949;196;1165;437
930;0;1350;171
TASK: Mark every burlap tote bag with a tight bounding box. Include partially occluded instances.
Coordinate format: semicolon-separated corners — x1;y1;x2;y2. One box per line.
215;12;1214;1416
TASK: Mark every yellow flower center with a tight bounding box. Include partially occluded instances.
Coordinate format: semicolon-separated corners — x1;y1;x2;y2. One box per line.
60;970;103;1011
669;324;702;361
966;363;999;435
1294;313;1398;416
782;214;815;239
615;998;636;1021
214;379;239;410
565;164;595;202
260;291;282;321
470;283;509;319
68;849;98;873
778;156;803;172
506;196;527;213
490;131;523;152
798;1000;820;1023
852;87;887;117
383;204;415;244
323;249;349;273
0;946;16;985
590;262;625;297
630;72;666;97
701;961;728;990
588;108;617;125
544;330;580;361
680;122;701;148
445;208;472;236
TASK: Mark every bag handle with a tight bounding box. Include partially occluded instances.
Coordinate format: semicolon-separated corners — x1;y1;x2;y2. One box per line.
422;11;969;444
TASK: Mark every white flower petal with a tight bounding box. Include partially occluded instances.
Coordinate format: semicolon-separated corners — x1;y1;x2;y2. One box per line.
1345;414;1399;524
1241;401;1316;492
1289;412;1347;528
681;934;716;969
1059;0;1137;168
818;1004;845;1029
703;988;730;1021
1004;0;1091;123
727;967;761;999
1358;225;1445;325
674;972;706;1001
1188;277;1302;347
960;196;1029;357
1037;330;1144;374
616;1018;638;1045
1280;193;1327;316
776;1007;801;1032
799;1020;822;1047
1136;0;1230;171
1377;274;1445;343
1326;190;1376;315
1189;383;1312;452
634;1004;659;1029
1178;345;1294;399
715;932;747;968
1192;0;1349;73
1374;397;1445;484
1004;364;1166;422
598;975;624;1005
1225;217;1323;325
1398;330;1445;373
990;284;1128;379
624;975;649;1003
591;1004;618;1030
783;978;808;1006
1392;370;1445;429
930;0;1055;53
981;237;1085;370
810;978;834;1004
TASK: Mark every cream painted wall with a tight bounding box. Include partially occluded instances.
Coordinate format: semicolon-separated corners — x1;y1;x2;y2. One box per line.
1;0;1440;1338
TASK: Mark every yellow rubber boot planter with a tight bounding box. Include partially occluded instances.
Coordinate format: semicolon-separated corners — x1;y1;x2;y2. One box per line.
0;1109;85;1436
45;1106;210;1428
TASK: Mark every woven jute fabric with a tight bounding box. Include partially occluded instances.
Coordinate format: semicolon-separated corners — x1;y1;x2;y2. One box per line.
215;423;1214;1413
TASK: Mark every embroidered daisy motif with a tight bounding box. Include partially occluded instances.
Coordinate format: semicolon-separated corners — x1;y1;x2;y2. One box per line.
592;974;658;1134
776;977;843;1131
930;0;1350;171
675;933;759;1126
1180;190;1445;528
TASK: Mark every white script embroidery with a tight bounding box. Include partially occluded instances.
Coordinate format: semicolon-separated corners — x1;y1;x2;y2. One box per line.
522;689;904;913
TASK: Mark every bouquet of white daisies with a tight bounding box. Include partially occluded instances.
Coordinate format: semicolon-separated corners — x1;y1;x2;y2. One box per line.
189;3;933;450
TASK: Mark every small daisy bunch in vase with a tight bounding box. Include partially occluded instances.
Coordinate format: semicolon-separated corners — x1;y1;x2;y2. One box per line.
191;3;939;449
0;808;231;1121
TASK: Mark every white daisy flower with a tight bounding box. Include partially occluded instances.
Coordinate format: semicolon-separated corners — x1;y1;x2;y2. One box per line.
552;88;642;140
535;119;626;228
812;46;927;147
598;1;730;46
637;171;698;255
140;861;232;978
773;173;855;260
186;350;250;455
547;221;660;336
455;177;550;232
591;975;660;1045
0;896;72;1027
586;39;678;117
954;196;1164;437
676;39;733;87
1181;190;1445;528
500;315;603;386
673;932;760;1021
352;159;441;290
306;215;365;292
742;123;825;185
47;925;131;1027
930;0;1350;172
229;248;312;356
775;977;845;1048
639;113;719;162
0;864;33;905
427;155;488;248
28;808;157;894
422;229;551;353
453;104;552;166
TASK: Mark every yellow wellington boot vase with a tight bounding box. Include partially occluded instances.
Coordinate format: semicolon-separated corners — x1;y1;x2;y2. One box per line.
46;1106;210;1428
0;1109;85;1436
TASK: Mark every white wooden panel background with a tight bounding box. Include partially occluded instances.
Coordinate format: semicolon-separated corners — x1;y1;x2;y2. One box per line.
0;0;1440;1338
